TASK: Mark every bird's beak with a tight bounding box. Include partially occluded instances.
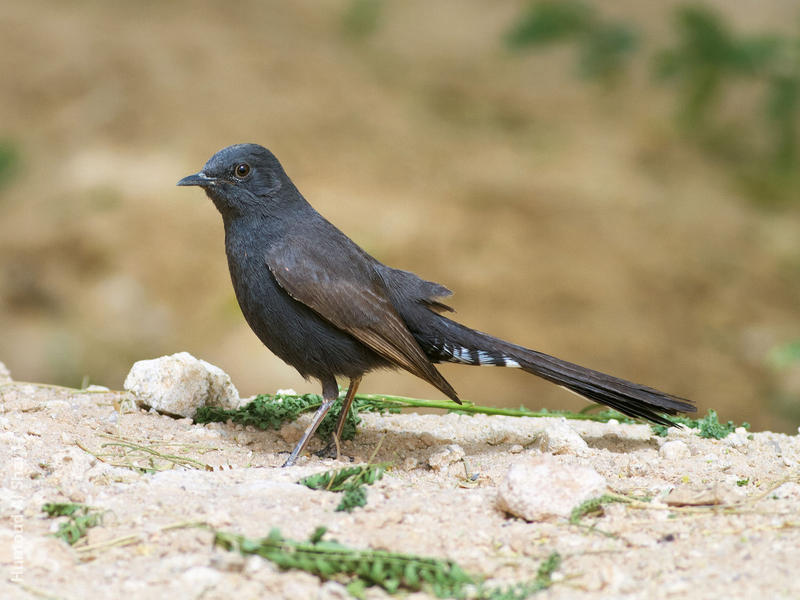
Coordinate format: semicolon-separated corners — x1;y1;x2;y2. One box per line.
176;172;216;187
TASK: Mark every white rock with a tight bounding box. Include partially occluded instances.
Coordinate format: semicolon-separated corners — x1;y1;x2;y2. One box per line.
85;384;110;392
319;581;351;600
659;440;691;460
535;419;588;455
428;444;465;471
403;456;419;470
664;483;740;506
124;352;240;418
725;427;750;448
496;455;607;521
180;565;222;589
0;361;11;384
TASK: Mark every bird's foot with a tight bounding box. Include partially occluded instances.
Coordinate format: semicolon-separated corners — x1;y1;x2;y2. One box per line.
315;441;338;460
315;437;353;462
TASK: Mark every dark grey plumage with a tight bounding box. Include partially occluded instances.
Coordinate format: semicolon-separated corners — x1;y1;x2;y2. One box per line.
178;143;695;466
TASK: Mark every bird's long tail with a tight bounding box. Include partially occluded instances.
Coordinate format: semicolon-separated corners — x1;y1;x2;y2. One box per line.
416;317;695;426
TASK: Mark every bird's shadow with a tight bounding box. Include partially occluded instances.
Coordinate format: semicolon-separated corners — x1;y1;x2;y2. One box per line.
260;422;660;468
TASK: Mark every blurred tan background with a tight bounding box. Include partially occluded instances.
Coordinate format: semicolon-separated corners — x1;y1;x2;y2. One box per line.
1;1;798;432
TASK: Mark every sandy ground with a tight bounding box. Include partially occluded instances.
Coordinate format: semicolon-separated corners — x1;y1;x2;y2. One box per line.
1;380;799;600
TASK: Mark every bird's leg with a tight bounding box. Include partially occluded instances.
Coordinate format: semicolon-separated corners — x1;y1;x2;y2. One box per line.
333;377;362;442
282;378;339;467
316;376;361;460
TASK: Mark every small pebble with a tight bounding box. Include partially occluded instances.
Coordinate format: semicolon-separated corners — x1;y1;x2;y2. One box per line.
725;428;750;448
319;581;351;600
180;566;222;589
403;456;419;470
428;444;465;471
535;419;588;455
85;384;110;392
0;361;11;384
659;440;691;460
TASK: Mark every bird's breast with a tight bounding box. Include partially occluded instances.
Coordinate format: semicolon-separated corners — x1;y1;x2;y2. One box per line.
222;225;388;380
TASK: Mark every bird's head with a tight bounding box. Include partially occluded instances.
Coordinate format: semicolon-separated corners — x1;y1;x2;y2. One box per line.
177;143;294;218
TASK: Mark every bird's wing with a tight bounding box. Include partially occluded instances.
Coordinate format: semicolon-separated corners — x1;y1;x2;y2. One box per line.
378;266;455;313
265;237;460;403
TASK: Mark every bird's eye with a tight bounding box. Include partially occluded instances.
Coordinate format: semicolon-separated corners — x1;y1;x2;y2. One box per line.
234;163;251;179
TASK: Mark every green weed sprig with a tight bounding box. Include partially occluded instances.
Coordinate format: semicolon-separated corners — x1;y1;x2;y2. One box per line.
193;391;387;441
76;434;214;474
214;526;560;599
570;494;632;525
193;390;655;440
215;527;473;597
299;463;388;512
650;409;749;439
42;502;104;545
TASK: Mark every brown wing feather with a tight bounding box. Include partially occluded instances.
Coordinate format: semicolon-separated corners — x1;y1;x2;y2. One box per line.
266;239;460;403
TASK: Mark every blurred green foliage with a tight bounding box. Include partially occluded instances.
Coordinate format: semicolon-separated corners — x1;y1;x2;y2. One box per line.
506;1;594;47
765;340;800;425
765;63;800;171
655;6;781;124
580;24;638;82
0;138;20;192
340;0;800;195
656;6;800;204
505;1;638;82
506;2;800;205
767;340;800;370
342;0;383;40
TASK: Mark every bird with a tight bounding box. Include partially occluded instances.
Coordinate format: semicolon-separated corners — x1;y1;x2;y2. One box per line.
177;143;695;466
